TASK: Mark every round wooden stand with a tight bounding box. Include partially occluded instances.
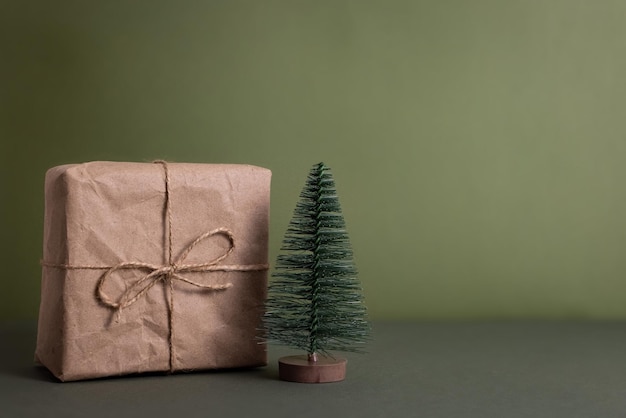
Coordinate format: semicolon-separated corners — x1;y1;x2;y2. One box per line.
278;354;347;383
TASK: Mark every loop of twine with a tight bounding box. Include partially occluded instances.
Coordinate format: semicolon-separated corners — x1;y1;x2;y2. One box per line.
41;160;269;373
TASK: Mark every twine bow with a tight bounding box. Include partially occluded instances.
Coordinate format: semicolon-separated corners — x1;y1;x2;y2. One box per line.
97;226;252;320
41;161;269;373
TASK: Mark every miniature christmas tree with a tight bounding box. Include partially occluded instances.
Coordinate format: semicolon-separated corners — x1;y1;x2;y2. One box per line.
264;162;369;383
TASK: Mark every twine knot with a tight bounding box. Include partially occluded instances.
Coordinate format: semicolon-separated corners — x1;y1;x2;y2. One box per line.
160;266;175;275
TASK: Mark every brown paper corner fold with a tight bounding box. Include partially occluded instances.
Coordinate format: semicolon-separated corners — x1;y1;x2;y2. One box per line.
35;161;271;381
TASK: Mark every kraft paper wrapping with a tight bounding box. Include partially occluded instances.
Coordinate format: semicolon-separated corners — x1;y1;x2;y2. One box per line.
35;161;271;382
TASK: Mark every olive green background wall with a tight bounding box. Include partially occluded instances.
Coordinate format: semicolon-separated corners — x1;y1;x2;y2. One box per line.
2;1;626;320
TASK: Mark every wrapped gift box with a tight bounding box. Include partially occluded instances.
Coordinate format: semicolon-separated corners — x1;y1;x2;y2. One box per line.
36;161;271;381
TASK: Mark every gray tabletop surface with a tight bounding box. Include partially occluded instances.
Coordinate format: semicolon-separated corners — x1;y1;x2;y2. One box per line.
2;320;626;417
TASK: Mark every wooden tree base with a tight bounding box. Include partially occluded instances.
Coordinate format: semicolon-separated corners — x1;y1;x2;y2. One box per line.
278;355;347;383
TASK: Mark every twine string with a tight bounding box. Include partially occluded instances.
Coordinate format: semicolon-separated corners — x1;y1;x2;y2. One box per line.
159;160;176;373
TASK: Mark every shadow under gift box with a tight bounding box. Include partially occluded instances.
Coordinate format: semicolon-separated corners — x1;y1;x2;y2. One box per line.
35;161;271;382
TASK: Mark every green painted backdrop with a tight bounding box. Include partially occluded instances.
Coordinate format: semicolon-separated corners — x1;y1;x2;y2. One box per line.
2;0;626;320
